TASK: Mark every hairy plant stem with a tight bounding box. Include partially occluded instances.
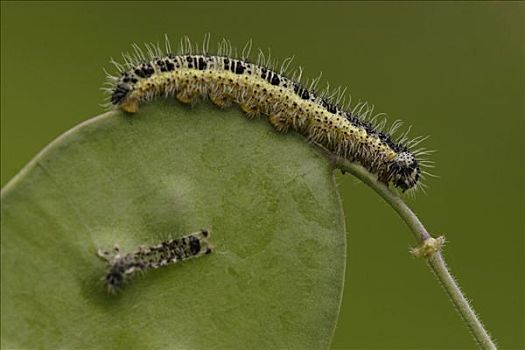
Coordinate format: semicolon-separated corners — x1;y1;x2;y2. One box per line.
335;158;496;350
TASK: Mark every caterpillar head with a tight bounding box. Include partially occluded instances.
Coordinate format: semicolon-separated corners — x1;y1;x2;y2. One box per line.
105;269;125;293
391;151;420;191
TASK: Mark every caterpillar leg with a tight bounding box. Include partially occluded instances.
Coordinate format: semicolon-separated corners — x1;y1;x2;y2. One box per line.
176;89;199;104
209;92;232;108
268;113;290;132
120;99;139;113
240;103;260;118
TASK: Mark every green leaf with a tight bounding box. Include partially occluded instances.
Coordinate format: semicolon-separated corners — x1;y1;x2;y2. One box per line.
1;100;346;349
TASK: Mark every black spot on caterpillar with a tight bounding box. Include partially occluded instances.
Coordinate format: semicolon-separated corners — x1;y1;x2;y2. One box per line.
103;35;434;192
97;229;213;293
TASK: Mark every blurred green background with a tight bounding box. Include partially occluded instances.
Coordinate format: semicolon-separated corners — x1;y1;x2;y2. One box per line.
1;1;523;349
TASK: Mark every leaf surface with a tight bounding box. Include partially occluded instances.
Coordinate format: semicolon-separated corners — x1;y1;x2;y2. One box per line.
1;100;346;349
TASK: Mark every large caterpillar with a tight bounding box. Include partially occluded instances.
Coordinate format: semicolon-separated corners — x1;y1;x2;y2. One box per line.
104;36;433;192
97;229;213;293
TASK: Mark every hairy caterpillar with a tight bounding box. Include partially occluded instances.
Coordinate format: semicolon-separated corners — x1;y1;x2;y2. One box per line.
104;36;433;192
97;229;213;293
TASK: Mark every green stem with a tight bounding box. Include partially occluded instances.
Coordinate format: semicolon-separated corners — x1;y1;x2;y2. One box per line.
335;158;497;350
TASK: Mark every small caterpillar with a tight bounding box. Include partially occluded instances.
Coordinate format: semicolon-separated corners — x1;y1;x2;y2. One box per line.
104;36;434;192
97;229;213;293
